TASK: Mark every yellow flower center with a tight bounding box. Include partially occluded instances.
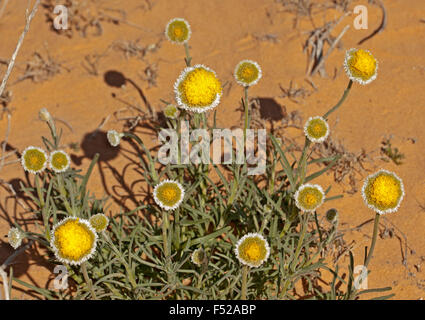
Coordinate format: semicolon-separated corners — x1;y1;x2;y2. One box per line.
348;49;377;81
167;20;190;43
304;193;317;206
173;27;183;37
245;242;261;261
178;67;222;108
238;236;267;266
163;188;177;201
51;152;68;170
307;118;327;139
54;219;95;263
89;214;108;232
236;62;260;85
24;149;46;172
156;183;182;207
297;187;323;211
365;173;402;210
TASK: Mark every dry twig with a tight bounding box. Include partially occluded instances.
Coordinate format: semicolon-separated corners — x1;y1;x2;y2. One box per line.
0;0;40;300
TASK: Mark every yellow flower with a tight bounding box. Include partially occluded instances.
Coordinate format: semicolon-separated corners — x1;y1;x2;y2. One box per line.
294;184;325;212
304;116;329;143
344;48;378;85
153;180;185;210
235;233;270;268
174;64;222;113
362;169;404;214
49;150;70;173
164;104;179;119
191;247;206;266
8;227;24;249
234;60;262;87
165;18;191;44
50;217;97;265
89;213;109;232
21;146;48;174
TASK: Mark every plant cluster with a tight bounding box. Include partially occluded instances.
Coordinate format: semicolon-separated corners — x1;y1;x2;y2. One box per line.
3;17;404;300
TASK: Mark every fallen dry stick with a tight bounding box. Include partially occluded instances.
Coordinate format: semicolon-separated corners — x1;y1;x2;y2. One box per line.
0;0;41;97
0;0;41;300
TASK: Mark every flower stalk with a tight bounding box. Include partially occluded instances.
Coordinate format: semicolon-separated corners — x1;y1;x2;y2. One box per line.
81;261;97;300
241;265;248;300
323;80;353;120
364;212;380;268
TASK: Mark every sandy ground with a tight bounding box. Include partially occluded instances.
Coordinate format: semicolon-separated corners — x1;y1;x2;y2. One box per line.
0;0;424;299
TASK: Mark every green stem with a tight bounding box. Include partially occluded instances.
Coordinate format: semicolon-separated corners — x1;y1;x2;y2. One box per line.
79;153;99;203
364;212;380;269
162;211;169;257
297;137;311;185
280;278;291;299
314;211;323;242
243;86;249;144
290;214;308;272
241;265;248;300
57;174;74;216
46;118;58;149
279;209;294;238
227;179;238;206
184;42;192;67
81;262;97;300
196;273;204;291
323;80;353;120
34;175;44;209
174;207;181;250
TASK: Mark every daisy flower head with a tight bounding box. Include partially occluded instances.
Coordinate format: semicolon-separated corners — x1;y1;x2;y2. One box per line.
344;48;378;85
21;146;48;174
49;150;70;173
174;64;222;113
191;247;206;266
304;116;329;143
294;183;325;213
89;213;109;233
107;130;124;147
8;227;24;249
153;179;185;211
234;60;262;87
50;217;98;265
165;18;191;45
235;233;270;268
362;169;404;215
164;104;179;119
